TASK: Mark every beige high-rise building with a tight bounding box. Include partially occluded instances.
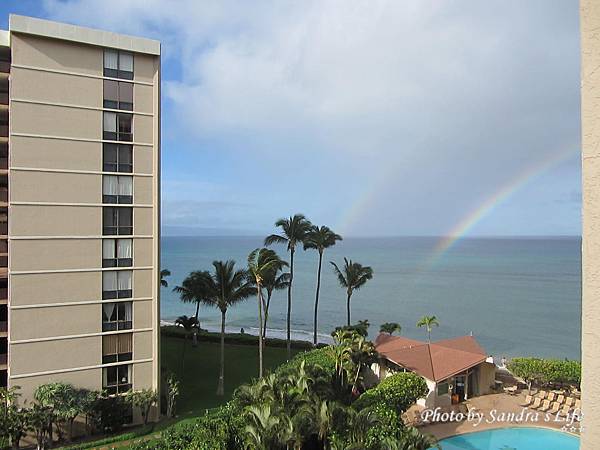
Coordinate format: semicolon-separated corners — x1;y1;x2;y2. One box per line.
0;15;161;414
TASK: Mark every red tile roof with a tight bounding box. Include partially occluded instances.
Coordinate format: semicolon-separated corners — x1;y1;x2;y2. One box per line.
374;333;488;382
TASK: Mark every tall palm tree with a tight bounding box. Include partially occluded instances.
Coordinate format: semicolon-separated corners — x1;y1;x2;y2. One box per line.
330;258;374;326
261;270;290;338
172;271;212;322
380;322;401;335
247;248;287;378
160;269;171;288
174;315;198;373
207;260;254;395
417;315;439;342
304;225;342;345
172;270;212;346
265;214;313;358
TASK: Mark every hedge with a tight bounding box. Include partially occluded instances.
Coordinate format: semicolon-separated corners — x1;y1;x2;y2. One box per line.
353;372;428;414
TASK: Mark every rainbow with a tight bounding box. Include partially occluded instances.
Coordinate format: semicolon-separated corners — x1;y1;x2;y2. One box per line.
425;147;578;268
337;147;578;267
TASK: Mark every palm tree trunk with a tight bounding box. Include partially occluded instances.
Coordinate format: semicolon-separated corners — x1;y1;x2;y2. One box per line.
313;251;323;346
347;291;352;326
263;290;272;338
193;302;200;347
217;310;226;395
257;286;264;378
287;248;295;360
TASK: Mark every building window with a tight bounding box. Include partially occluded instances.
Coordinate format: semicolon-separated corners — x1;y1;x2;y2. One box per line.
102;302;133;332
103;112;133;142
103;239;133;267
103;176;133;204
103;80;133;111
102;333;133;364
103;364;132;395
103;144;133;173
103;207;133;235
104;50;134;80
102;271;132;299
437;382;449;396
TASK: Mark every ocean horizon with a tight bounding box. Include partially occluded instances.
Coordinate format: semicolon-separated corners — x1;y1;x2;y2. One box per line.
160;235;581;361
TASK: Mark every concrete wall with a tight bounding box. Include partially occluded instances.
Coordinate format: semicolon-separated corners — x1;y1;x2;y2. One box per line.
582;0;600;446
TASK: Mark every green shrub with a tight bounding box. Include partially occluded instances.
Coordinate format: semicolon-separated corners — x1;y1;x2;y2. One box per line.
353;372;428;414
508;357;581;388
89;395;132;434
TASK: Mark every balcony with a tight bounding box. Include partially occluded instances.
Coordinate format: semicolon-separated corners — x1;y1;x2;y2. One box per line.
0;61;8;79
0;288;6;304
0;188;7;205
0;321;6;337
0;222;6;236
0;354;6;369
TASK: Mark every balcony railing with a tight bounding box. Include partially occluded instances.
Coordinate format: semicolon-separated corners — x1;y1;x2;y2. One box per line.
0;322;6;332
0;288;6;301
0;223;7;236
0;126;7;138
0;354;6;365
0;93;7;105
0;189;7;203
0;62;9;74
0;158;7;170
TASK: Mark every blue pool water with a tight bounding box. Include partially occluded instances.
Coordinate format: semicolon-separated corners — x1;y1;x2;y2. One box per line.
435;427;579;450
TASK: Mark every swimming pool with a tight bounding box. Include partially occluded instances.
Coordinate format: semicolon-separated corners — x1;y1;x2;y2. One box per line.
434;427;579;450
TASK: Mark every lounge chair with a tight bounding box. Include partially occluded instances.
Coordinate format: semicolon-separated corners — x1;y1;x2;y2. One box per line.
561;404;572;417
529;397;543;409
537;390;547;399
547;392;556;402
520;395;534;407
575;399;581;410
565;397;575;408
539;399;551;413
556;395;565;404
549;402;561;415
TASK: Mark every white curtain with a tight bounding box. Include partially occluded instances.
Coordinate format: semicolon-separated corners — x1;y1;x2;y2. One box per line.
103;239;115;259
103;272;117;291
118;177;133;196
103;176;118;196
118;271;132;291
104;50;118;70
103;112;116;132
124;302;133;321
119;52;134;72
117;239;132;259
102;302;116;321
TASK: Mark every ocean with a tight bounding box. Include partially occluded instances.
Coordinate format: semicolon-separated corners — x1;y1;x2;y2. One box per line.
160;236;581;360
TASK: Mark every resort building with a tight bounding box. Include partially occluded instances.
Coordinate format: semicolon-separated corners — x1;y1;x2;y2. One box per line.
0;14;161;418
373;333;496;408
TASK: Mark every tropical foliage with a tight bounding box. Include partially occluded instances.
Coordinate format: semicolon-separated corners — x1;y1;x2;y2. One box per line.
380;322;402;335
330;258;374;326
128;331;436;450
416;316;439;342
508;357;581;391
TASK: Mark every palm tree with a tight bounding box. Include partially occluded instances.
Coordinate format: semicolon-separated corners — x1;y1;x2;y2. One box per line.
304;225;342;346
174;315;198;373
207;260;254;395
416;315;439;342
172;270;212;346
261;270;290;338
265;214;313;358
330;258;374;326
160;269;171;288
247;248;287;378
380;322;401;335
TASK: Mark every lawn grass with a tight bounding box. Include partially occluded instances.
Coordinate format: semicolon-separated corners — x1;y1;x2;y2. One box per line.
163;335;300;415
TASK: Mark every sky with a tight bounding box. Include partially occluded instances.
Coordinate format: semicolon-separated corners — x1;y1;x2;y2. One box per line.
0;1;582;237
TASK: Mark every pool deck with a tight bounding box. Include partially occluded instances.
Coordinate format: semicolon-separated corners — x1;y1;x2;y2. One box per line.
409;392;582;440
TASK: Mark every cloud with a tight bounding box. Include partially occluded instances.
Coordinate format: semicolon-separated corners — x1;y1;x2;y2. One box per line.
43;0;581;235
